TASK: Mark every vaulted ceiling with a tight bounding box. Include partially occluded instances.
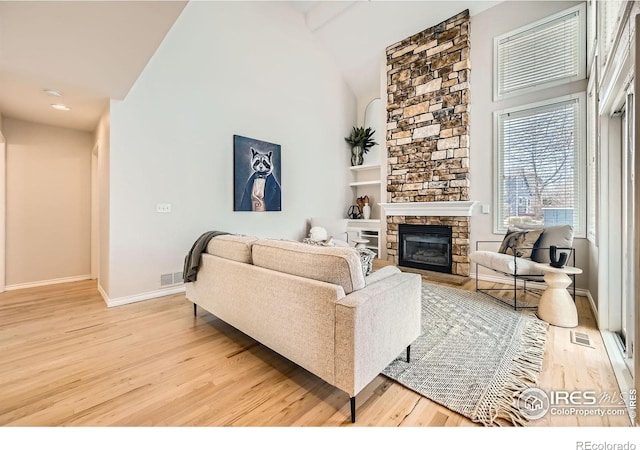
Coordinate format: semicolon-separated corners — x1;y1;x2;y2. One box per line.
0;1;187;131
0;1;500;132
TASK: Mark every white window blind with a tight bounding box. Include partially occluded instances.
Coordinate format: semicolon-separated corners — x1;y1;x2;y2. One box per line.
496;97;584;235
600;0;626;66
496;7;584;98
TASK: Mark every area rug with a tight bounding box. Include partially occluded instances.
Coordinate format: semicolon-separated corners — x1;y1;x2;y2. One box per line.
382;283;548;427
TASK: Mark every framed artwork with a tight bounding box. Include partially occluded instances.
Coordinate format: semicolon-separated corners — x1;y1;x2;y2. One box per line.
233;135;282;212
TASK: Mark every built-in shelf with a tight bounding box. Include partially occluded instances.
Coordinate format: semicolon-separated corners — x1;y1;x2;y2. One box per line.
348;161;382;226
349;163;381;172
349;180;381;187
348;219;381;226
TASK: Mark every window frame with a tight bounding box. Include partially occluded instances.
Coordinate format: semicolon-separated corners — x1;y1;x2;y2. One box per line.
493;3;587;101
493;93;588;237
586;71;599;244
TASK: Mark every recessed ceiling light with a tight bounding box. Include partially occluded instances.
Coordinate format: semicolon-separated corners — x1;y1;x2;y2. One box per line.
44;89;62;97
51;104;71;111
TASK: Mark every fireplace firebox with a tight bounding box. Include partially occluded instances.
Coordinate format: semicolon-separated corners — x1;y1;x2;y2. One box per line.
398;224;453;274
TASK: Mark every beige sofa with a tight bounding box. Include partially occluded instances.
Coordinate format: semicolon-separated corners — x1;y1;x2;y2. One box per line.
185;234;422;423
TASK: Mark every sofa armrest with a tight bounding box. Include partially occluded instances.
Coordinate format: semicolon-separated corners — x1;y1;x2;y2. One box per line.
334;271;422;396
364;265;401;286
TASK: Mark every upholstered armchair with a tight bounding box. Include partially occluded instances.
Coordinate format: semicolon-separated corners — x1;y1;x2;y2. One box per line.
470;225;576;310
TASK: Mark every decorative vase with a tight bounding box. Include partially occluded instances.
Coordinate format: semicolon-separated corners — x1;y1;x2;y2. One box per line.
549;245;568;268
362;202;371;220
351;145;364;166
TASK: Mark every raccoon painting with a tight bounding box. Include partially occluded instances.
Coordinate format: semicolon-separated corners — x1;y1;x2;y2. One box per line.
239;147;282;211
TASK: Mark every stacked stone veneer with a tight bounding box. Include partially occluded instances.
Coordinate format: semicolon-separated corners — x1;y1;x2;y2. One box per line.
385;10;471;276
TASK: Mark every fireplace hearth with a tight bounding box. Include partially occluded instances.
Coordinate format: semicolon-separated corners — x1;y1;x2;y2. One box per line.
399;224;453;274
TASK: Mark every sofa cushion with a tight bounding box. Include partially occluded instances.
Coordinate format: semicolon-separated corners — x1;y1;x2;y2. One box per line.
470;250;544;276
206;234;258;264
252;239;366;294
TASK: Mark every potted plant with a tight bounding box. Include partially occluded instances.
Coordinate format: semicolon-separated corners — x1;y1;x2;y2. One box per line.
345;126;376;166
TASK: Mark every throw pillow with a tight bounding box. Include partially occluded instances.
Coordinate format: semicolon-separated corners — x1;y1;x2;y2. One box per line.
498;228;544;259
302;237;334;247
355;247;376;276
530;225;574;263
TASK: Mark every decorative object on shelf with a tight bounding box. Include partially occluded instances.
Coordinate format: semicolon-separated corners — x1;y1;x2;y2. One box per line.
347;205;362;219
549;245;569;268
345;126;376;166
355;195;371;220
234;135;281;212
356;196;365;211
363;199;371;220
351;145;364;166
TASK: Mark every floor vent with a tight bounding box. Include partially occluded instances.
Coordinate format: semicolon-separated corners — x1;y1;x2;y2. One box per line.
570;330;594;348
160;273;174;286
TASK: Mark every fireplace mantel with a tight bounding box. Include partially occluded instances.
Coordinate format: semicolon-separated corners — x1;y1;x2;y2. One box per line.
379;201;478;217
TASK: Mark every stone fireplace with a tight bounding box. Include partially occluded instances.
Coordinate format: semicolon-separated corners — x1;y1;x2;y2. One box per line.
381;201;474;276
383;10;472;277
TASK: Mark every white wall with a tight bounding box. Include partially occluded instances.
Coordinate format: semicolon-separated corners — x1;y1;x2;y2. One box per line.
95;109;110;297
108;1;356;299
469;0;589;289
4;117;93;286
0;113;5;292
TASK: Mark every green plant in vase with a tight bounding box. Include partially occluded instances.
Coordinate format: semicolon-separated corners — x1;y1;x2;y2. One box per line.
345;126;376;166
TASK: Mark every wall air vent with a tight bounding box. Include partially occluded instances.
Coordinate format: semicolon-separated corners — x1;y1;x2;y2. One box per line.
160;273;174;286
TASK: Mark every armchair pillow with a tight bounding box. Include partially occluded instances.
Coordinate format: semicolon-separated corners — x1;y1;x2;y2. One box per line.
498;228;544;259
531;225;574;263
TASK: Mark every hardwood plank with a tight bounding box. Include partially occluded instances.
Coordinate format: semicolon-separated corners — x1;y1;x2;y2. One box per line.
0;278;630;427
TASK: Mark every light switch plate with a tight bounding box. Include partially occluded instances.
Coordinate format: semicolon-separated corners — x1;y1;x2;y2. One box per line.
481;204;490;214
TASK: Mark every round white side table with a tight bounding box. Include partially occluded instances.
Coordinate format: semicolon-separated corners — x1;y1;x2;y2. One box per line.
534;263;583;328
352;238;369;249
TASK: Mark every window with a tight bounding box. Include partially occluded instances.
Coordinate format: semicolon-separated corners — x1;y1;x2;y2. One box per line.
495;95;586;236
586;0;596;73
599;0;626;66
586;77;598;243
494;4;586;99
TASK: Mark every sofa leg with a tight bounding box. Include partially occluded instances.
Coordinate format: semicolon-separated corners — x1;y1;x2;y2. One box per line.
193;303;197;317
350;397;356;423
406;345;411;363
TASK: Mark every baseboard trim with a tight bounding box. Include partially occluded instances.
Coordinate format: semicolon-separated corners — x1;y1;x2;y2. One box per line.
97;283;109;305
5;275;92;291
105;285;186;308
586;289;599;328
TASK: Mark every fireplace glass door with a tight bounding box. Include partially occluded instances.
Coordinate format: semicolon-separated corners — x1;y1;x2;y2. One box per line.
399;225;453;274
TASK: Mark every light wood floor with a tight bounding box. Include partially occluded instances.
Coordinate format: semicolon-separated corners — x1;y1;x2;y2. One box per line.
0;275;631;426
